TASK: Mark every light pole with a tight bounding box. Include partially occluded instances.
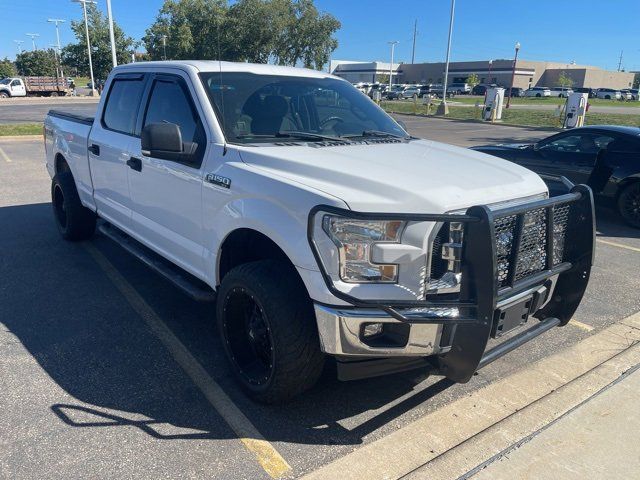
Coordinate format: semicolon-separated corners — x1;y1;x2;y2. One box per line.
26;33;40;51
388;41;399;89
161;34;168;60
436;0;455;115
487;59;493;83
106;0;117;68
73;0;97;96
14;40;24;54
48;19;66;77
506;42;521;109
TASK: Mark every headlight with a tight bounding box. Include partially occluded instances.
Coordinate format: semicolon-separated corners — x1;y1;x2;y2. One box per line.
322;216;405;283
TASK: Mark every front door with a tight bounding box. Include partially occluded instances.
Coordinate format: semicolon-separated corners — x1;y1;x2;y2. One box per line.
10;79;26;97
127;73;209;278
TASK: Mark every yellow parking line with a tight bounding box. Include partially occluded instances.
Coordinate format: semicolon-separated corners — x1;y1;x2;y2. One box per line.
597;238;640;253
0;146;12;163
569;319;595;332
82;242;291;478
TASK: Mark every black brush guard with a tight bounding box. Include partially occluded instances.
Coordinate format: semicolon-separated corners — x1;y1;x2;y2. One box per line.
308;182;595;383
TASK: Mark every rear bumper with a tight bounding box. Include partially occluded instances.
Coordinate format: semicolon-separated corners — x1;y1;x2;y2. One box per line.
309;183;595;383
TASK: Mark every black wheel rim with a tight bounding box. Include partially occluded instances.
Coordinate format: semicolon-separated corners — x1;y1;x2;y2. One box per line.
621;186;640;223
53;184;67;229
222;287;274;386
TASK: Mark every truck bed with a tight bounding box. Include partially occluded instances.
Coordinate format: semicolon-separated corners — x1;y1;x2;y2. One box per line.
48;109;94;126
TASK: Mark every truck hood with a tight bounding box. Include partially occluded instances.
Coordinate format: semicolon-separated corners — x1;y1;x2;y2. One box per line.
237;139;547;213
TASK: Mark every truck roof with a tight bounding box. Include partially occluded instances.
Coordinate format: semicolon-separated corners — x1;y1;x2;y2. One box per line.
114;60;336;79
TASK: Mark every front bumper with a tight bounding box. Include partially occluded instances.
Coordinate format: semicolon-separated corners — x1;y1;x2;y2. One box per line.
309;183;595;383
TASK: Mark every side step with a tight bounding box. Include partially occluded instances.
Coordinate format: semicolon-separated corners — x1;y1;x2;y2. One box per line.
98;223;217;303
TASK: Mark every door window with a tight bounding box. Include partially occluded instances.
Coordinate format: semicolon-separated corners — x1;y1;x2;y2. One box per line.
540;134;610;154
142;78;206;166
10;80;21;87
102;77;146;135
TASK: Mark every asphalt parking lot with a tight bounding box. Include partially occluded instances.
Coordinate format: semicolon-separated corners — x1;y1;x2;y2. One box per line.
1;123;639;479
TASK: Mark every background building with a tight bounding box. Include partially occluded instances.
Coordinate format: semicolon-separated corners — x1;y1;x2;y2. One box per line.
329;60;399;83
396;59;634;89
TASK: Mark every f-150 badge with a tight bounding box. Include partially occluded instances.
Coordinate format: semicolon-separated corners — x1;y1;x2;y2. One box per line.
205;173;231;189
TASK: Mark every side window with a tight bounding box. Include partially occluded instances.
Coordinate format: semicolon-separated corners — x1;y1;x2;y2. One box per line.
143;78;205;166
102;77;145;134
542;134;612;155
11;80;21;87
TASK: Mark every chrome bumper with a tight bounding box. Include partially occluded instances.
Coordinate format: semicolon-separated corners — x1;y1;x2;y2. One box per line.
314;304;442;357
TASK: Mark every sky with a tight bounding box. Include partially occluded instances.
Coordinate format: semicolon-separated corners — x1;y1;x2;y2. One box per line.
1;0;639;72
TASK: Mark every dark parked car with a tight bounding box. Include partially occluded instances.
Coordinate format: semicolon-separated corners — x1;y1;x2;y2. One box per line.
573;87;596;98
505;87;525;97
472;126;640;227
471;84;498;96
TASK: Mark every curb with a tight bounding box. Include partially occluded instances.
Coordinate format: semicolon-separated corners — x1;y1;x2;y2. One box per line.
0;135;43;141
303;312;640;480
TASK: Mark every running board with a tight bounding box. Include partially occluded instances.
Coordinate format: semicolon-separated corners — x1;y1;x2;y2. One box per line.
98;223;217;303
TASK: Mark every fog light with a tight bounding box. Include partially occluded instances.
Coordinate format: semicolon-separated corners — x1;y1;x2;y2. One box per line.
362;322;384;337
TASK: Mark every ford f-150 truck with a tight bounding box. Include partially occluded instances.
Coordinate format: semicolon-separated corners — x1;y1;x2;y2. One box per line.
44;61;595;403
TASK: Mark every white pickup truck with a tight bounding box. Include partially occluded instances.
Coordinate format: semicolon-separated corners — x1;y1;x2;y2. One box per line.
44;61;595;403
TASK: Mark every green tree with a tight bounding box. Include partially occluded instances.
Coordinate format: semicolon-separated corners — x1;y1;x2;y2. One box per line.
142;0;340;70
0;58;17;78
61;3;136;80
557;71;574;88
15;50;58;76
466;73;479;89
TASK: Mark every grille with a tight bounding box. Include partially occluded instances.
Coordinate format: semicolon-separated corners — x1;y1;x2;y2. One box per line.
429;203;573;291
494;204;572;288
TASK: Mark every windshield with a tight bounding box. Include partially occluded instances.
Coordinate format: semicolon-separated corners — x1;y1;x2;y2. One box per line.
0;78;10;85
199;72;408;144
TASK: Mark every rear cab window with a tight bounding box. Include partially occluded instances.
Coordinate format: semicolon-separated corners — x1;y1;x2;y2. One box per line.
102;75;146;135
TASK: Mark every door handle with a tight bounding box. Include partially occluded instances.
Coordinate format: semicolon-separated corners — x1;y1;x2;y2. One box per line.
88;144;100;156
126;157;142;172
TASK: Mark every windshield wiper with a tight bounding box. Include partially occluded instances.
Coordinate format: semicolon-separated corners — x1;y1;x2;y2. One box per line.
236;131;351;143
342;130;409;140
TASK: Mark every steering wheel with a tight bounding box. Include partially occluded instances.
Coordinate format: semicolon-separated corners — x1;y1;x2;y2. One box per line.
319;116;344;128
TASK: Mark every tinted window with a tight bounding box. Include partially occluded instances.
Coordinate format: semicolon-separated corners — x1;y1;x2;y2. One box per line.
11;80;20;86
103;77;145;134
143;78;205;165
541;134;612;154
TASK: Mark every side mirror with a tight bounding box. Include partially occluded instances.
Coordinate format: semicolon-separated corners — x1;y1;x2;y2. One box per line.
396;119;408;131
141;122;192;161
533;143;540;151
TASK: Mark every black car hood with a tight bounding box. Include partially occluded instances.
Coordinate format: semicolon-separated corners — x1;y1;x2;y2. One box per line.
472;143;534;151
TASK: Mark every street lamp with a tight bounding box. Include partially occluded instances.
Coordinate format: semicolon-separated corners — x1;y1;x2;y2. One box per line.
161;34;168;60
26;33;40;51
506;41;521;109
436;0;456;115
105;0;117;68
388;41;399;89
72;0;97;97
48;19;66;78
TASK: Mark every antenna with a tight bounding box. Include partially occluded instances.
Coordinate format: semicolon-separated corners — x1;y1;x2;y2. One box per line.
217;15;227;155
617;50;624;72
411;20;417;64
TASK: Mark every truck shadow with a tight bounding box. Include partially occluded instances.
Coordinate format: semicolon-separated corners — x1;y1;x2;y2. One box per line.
1;201;627;452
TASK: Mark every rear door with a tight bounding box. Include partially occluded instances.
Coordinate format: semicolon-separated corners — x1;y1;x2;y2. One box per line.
126;72;209;277
88;73;147;229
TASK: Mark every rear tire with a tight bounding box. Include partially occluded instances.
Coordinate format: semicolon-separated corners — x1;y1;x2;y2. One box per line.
617;183;640;228
536;93;541;97
216;260;325;403
51;172;96;241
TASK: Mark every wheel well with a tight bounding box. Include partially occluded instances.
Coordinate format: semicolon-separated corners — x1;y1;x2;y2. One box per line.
218;229;296;285
616;178;640;200
55;154;71;174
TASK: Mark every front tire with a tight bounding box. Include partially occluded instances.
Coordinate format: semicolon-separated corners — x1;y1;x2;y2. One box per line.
216;260;325;403
618;183;640;228
51;172;96;241
0;91;9;99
